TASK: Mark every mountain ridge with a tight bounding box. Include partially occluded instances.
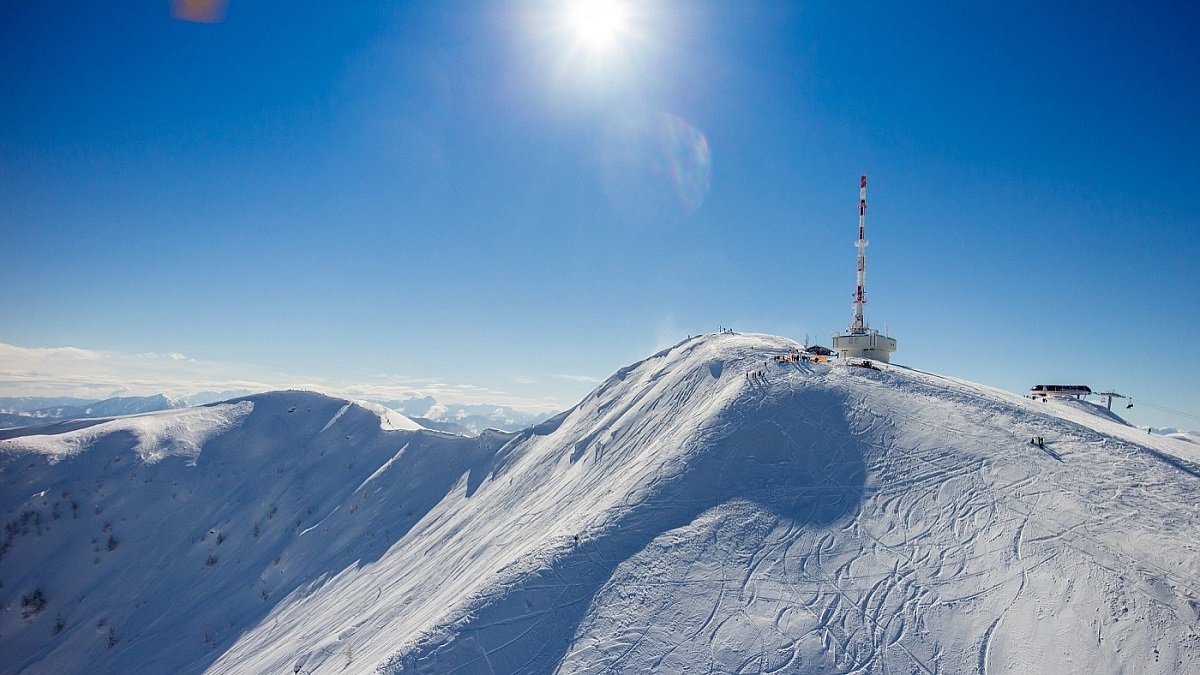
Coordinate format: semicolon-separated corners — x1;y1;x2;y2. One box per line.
0;393;548;436
2;333;1199;673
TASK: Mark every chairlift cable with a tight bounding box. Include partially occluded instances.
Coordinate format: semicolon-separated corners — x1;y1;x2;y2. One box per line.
1127;398;1200;424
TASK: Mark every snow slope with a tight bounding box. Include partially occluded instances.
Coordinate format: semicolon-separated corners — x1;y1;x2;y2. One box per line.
2;334;1199;673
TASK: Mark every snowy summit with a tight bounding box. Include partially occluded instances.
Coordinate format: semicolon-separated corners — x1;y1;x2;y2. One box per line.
2;332;1199;673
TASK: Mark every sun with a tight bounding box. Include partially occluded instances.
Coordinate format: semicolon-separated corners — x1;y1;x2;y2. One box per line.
565;0;630;53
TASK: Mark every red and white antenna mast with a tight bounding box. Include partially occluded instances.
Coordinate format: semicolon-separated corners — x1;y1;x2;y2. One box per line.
832;173;896;363
850;174;868;334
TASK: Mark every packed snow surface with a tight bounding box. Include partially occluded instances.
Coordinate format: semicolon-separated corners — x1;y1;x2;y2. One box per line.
0;402;252;463
2;333;1198;673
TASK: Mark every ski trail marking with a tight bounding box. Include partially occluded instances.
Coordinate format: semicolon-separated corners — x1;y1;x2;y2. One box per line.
978;616;1001;675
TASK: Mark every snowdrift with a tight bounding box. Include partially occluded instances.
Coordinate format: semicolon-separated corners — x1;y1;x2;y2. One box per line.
2;334;1199;674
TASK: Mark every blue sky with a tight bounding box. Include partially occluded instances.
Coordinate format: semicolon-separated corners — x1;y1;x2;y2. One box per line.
2;1;1198;429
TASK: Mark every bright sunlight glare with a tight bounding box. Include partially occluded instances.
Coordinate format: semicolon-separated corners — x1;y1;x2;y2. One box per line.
566;0;630;53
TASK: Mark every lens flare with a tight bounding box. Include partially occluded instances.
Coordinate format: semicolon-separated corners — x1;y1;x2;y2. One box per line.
600;110;712;226
171;0;227;23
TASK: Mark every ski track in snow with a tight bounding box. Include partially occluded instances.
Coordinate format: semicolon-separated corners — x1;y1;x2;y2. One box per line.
2;333;1199;673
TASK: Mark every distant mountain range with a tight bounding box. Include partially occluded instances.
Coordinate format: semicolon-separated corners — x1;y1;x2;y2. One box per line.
0;394;552;435
0;394;190;428
374;395;553;435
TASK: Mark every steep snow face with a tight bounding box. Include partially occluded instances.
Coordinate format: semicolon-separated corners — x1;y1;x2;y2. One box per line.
222;334;1200;674
346;399;424;431
3;335;1200;674
211;333;847;674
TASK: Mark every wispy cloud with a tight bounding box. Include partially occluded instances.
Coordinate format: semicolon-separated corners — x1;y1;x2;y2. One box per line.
0;342;562;412
554;374;602;383
0;344;103;361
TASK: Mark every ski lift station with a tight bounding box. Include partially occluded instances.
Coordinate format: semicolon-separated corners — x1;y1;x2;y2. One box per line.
832;175;898;363
1029;384;1092;400
1029;387;1135;410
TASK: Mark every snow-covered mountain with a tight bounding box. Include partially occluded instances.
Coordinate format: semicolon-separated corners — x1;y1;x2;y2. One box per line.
0;394;189;428
0;397;94;414
1156;428;1200;445
0;394;548;436
378;396;554;435
2;333;1199;673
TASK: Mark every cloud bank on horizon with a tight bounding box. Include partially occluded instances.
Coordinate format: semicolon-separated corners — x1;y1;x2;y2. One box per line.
0;342;571;412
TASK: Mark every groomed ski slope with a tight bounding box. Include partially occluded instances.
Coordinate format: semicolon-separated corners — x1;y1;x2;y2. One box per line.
2;333;1199;673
